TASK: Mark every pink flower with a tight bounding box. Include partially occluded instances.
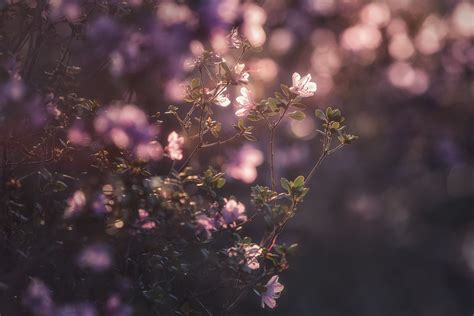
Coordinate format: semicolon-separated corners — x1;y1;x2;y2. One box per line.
289;72;317;97
232;63;250;84
226;145;264;183
77;244;112;272
213;87;231;107
235;87;256;117
166;131;184;160
137;208;155;230
261;275;284;309
196;214;218;239
221;199;247;226
135;141;163;161
64;190;86;219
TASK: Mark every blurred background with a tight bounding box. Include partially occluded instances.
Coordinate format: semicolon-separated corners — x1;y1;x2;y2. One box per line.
228;0;474;315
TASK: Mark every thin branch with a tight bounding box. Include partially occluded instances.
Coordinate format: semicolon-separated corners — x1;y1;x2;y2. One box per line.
200;132;243;148
269;98;293;192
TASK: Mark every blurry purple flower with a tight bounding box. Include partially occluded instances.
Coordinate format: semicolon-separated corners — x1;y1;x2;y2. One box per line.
109;32;149;77
289;73;317;97
166;131;184;160
0;78;25;103
23;278;54;316
226;145;263;183
260;275;284;309
242;3;267;47
77;244;112;272
49;0;81;21
86;17;122;55
94;104;161;161
235;87;255;117
91;194;111;215
68;124;91;146
55;303;97;316
197;0;239;34
196;214;218;239
106;295;132;316
135;141;163;161
221;199;247;226
64;190;86;219
156;1;196;27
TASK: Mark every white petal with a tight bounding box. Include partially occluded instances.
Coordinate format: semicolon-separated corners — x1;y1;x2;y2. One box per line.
292;72;301;87
240;87;249;98
235;108;247;117
236;96;247;106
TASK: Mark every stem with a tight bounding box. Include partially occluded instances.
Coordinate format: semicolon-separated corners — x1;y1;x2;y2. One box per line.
269;99;292;192
200;132;243;148
304;151;327;186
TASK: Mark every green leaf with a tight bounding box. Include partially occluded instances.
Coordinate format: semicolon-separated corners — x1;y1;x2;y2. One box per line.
280;178;290;191
315;109;326;120
220;61;231;75
280;84;290;97
243;134;257;141
216;178;226;189
289;111;306;121
292;102;306;110
293;175;305;188
190;78;200;90
267;98;280;112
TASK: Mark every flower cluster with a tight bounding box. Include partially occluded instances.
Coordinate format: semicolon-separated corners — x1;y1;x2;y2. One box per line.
0;3;359;314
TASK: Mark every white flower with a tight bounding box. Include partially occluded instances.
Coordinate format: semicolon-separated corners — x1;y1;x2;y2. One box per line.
242;243;262;270
261;275;284;309
235;87;256;117
213;87;231;107
233;63;250;84
289;72;317;97
166;131;184;160
221;199;247;225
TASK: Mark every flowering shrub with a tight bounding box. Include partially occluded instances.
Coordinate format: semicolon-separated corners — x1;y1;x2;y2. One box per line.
0;1;359;315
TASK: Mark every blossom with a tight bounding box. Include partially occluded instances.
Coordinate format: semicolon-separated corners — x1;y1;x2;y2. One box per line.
213;87;231;107
106;295;132;316
232;63;250;84
91;193;111;215
242;244;262;270
94;104;161;161
135;141;163;161
228;243;262;271
196;214;218;239
260;275;284;309
77;244;112;272
23;278;54;316
289;73;317;97
64;190;86;219
221;199;247;225
166;131;184;160
226;145;264;183
137;208;156;230
235;87;256;117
